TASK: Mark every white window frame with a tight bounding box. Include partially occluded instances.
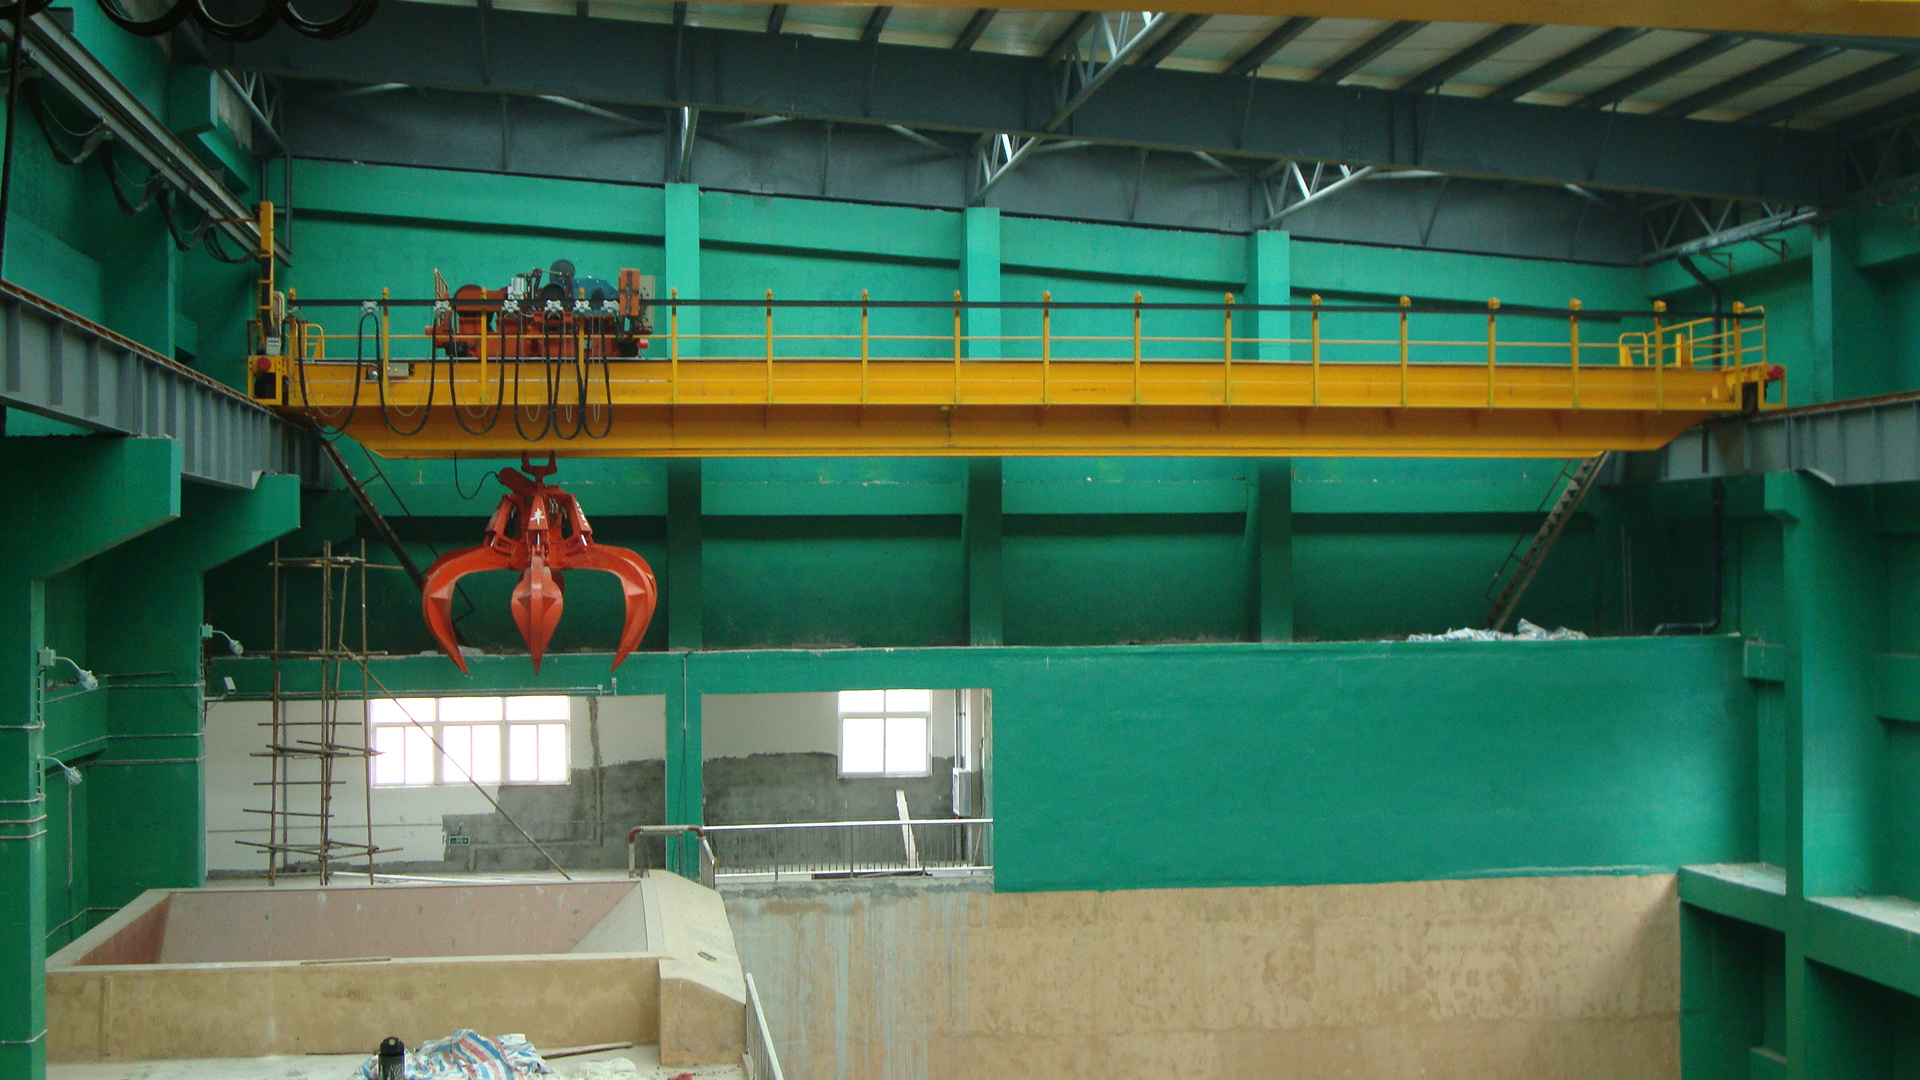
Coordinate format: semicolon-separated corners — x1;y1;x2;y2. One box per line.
368;695;572;788
837;689;932;778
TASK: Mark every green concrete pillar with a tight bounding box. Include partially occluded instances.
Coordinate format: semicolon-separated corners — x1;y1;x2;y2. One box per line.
85;476;299;911
1810;217;1891;405
0;437;179;1080
108;225;180;362
664;183;702;356
1244;230;1291;362
1251;460;1293;641
666;460;702;651
663;674;703;877
1766;472;1886;1080
964;458;1003;646
961;207;1000;359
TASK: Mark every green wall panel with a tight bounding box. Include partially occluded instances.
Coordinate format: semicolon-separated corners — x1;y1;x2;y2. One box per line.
1001;513;1251;645
702;516;965;649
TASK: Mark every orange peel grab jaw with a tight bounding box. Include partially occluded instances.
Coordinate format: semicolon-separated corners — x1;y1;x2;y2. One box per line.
422;455;658;672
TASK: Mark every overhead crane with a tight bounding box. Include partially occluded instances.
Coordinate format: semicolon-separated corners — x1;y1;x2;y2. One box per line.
231;204;1783;665
240;206;1783;461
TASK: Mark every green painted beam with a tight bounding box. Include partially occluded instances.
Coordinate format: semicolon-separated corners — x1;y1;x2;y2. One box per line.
1803;897;1920;1001
293;158;667;239
664;182;702;354
1682;863;1790;932
1253;459;1293;642
965;458;1003;647
1243;230;1290;363
666;460;702;652
961;207;1001;359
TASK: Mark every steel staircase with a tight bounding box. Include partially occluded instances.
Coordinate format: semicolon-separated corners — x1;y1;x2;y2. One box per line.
1483;452;1612;632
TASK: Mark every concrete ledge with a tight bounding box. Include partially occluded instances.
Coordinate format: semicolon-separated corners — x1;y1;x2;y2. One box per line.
1679;863;1788;932
648;873;747;1067
1804;896;1920;1000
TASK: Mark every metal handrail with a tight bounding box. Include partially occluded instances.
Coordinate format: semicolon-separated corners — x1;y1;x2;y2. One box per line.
743;973;785;1080
626;824;715;887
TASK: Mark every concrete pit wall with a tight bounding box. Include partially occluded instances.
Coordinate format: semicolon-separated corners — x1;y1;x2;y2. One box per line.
726;874;1680;1080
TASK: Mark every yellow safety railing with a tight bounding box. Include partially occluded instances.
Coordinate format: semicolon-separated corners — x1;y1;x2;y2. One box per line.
261;292;1780;418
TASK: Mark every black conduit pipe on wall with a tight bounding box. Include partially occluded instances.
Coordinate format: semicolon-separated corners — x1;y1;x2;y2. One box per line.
1677;254;1724;340
1654;478;1725;636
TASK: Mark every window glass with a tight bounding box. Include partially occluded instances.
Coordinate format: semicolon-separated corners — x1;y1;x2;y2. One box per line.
838;689;885;713
440;696;503;724
506;695;569;721
842;715;886;774
884;716;928;774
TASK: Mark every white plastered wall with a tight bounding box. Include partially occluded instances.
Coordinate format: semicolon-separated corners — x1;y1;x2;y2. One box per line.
203;694;666;873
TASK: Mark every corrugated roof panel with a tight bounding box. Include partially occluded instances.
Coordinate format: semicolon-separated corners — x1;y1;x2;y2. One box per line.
587;0;673;22
971;8;1084;57
1357;21;1498;82
1516;30;1711;99
1617;37;1803;105
1254;17;1391;79
1798;65;1920;125
1715;49;1896;114
1155;14;1281;68
1435;25;1613;93
878;5;976;49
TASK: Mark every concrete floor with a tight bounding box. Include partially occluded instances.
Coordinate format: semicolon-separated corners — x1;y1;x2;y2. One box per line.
49;1045;745;1080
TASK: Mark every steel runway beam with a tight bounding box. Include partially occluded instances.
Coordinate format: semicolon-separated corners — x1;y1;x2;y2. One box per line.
205;5;1842;204
0;285;321;490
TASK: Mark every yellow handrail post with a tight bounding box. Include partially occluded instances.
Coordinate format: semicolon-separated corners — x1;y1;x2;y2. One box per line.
1653;300;1667;409
860;288;871;406
1132;292;1143;407
1398;295;1410;407
669;287;680;405
1041;289;1052;406
1223;292;1234;406
1486;297;1499;408
1652;300;1666;368
1310;294;1321;406
764;288;775;404
952;290;963;404
1735;297;1751;368
1569;298;1581;409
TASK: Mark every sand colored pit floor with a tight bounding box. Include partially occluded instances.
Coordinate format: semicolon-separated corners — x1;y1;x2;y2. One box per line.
48;1045;745;1080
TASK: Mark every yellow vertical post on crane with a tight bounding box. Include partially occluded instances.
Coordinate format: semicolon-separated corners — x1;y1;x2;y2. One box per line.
1131;292;1143;407
1223;292;1234;406
1486;298;1499;408
1041;290;1052;407
952;290;962;404
476;294;490;406
669;288;680;405
1731;300;1745;367
1654;300;1667;409
1569;299;1582;409
764;289;775;404
1310;294;1322;406
861;289;871;406
1398;296;1410;407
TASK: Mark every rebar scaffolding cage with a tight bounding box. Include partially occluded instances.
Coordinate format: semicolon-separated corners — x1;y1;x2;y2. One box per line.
240;539;398;883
